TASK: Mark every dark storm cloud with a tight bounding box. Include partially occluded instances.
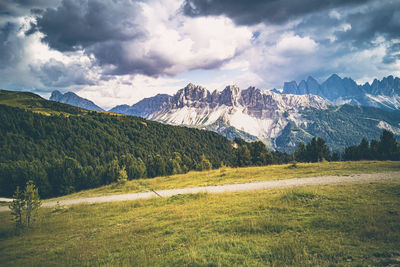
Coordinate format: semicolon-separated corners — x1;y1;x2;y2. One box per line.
28;0;178;77
182;0;373;25
0;22;24;67
31;0;142;51
300;1;400;67
30;0;234;77
335;1;400;46
0;0;58;16
383;43;400;64
86;40;174;76
30;59;96;87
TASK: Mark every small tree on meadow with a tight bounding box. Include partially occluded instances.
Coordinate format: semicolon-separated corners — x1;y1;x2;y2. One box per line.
9;180;41;228
9;186;25;228
117;166;128;185
24;180;42;227
199;155;212;171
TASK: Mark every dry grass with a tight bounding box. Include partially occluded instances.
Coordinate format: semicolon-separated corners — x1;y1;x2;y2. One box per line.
54;160;400;200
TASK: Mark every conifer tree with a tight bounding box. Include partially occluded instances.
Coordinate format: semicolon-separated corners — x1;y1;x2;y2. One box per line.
9;186;25;228
199;155;212;170
24;180;41;227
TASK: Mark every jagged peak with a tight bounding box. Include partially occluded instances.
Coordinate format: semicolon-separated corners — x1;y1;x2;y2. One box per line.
243;86;259;93
50;90;62;99
383;75;394;81
306;76;318;83
284;80;298;86
223;85;241;92
298;80;307;86
327;74;342;80
64;91;79;97
184;83;206;91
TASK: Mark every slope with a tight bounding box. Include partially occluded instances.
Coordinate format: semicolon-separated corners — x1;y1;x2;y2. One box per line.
275;104;400;152
0;90;236;198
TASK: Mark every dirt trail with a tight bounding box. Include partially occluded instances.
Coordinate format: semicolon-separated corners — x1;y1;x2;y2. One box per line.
1;171;399;212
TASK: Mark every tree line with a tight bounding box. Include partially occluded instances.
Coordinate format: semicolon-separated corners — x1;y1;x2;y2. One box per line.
342;130;400;161
294;130;399;162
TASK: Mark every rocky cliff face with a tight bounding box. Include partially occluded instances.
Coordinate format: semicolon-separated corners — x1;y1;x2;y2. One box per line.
50;90;104;111
111;83;328;149
279;74;400;111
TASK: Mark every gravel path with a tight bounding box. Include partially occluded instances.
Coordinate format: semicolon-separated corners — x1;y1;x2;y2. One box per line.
1;171;399;212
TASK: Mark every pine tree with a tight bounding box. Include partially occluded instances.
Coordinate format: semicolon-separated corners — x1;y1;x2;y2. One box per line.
378;130;397;160
9;186;25;228
117;166;128;185
24;180;41;228
295;142;306;162
199;155;212;170
237;146;251;166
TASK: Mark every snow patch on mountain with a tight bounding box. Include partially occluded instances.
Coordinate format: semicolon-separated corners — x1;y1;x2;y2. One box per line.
377;121;400;135
125;84;328;144
366;94;400;110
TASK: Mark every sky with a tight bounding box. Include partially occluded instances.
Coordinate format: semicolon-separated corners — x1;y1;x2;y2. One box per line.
1;0;399;109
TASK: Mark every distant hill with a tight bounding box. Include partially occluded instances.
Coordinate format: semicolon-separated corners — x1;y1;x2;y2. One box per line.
0;89;85;115
50;90;104;111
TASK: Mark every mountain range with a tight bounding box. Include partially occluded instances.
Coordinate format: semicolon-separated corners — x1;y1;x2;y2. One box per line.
275;74;400;111
50;90;104;111
49;74;400;152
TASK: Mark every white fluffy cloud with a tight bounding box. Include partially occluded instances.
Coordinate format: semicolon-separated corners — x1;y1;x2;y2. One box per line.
107;0;253;76
275;34;318;54
76;74;185;109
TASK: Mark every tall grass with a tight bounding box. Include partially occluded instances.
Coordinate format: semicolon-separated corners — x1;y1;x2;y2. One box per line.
1;182;400;266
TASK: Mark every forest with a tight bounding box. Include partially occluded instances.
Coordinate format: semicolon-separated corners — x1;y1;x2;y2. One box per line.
0;104;290;198
0;90;399;198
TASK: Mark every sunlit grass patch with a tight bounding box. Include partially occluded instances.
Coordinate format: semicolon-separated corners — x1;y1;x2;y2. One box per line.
2;182;400;266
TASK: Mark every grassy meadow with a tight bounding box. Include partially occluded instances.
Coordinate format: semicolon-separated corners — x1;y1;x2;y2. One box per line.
1;181;400;266
54;160;400;200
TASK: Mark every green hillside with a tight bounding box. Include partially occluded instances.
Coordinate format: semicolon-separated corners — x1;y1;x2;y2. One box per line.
0;89;86;116
0;90;237;198
276;104;400;152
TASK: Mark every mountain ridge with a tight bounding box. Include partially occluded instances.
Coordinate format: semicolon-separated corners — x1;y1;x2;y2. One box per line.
281;74;400;111
50;90;104;111
109;82;400;152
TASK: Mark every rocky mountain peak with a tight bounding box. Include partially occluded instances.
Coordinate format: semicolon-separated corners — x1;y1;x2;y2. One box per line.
327;74;341;81
298;80;308;94
306;76;317;83
220;85;241;106
50;90;104;111
50;90;63;100
283;81;298;94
